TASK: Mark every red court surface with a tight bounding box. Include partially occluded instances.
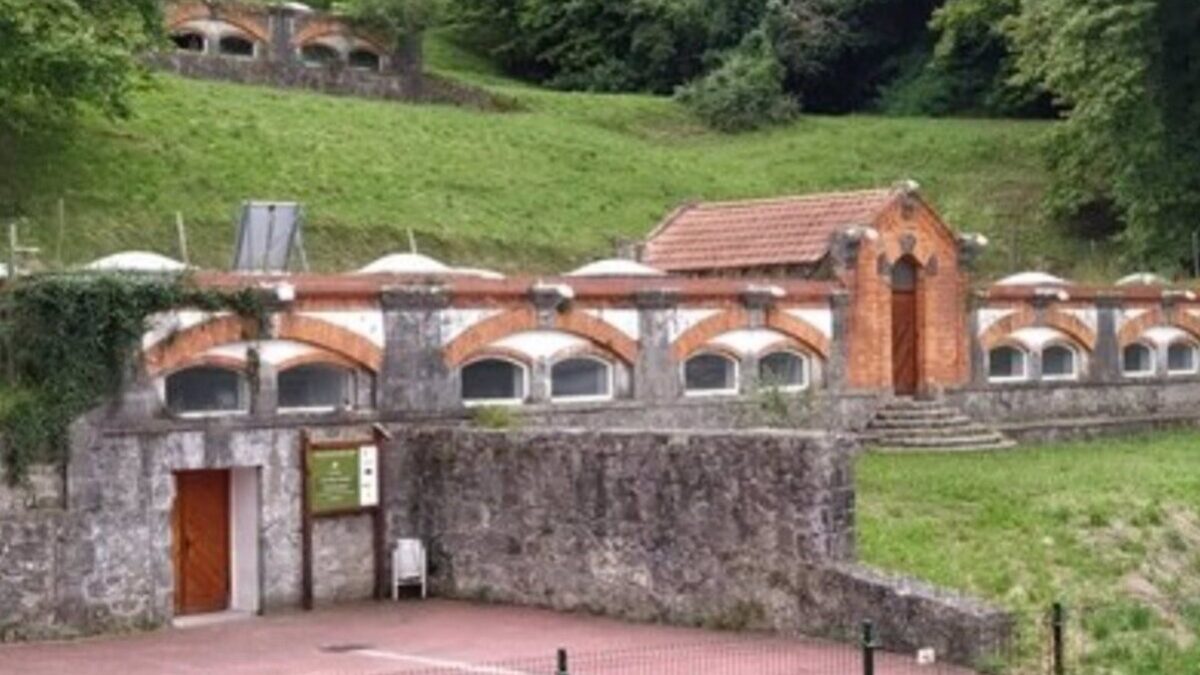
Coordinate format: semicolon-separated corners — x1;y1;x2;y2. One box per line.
0;600;975;674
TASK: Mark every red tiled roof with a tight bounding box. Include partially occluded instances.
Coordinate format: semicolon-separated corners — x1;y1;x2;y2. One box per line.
643;188;899;271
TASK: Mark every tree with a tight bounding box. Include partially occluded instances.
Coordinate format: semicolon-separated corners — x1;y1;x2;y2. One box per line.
0;0;162;132
675;28;798;132
1008;0;1200;268
338;0;445;76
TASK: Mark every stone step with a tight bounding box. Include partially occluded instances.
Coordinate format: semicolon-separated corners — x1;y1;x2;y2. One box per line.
881;398;951;410
866;424;997;439
871;437;1019;452
873;408;963;422
867;415;975;430
872;433;1011;448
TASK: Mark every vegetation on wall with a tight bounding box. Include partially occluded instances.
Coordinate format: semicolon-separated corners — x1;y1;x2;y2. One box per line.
0;274;262;484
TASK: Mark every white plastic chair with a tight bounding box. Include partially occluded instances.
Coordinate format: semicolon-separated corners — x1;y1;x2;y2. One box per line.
392;538;427;599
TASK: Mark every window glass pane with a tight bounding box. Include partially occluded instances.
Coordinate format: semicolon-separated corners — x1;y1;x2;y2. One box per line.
551;358;610;398
301;44;339;66
279;364;350;409
348;50;381;71
759;352;806;388
1042;346;1075;377
685;354;735;391
166;367;243;413
219;36;255;57
1168;343;1196;372
462;359;524;401
1123;344;1153;373
172;33;205;52
988;347;1024;379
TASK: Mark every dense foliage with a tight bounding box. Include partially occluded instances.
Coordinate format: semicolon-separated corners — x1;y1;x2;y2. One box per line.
0;275;262;483
675;30;797;132
1009;0;1200;268
0;0;162;132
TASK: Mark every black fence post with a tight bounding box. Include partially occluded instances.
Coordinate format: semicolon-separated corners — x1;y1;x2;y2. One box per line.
861;620;876;675
1052;602;1065;675
556;647;569;675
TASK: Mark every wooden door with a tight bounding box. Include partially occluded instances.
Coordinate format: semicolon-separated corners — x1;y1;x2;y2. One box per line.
891;258;919;395
173;470;230;615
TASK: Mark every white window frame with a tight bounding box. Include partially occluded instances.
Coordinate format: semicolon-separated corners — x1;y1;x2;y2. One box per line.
1166;340;1199;376
160;366;250;418
757;349;811;392
987;345;1029;383
682;352;740;397
1122;342;1156;378
460;356;529;407
170;32;207;53
277;363;357;414
298;42;341;68
1040;343;1079;382
549;355;615;403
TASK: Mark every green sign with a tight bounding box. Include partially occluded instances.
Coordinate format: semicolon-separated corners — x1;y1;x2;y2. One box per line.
308;448;361;514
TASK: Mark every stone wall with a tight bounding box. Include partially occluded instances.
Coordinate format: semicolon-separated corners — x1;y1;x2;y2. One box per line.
386;427;1010;665
146;52;509;111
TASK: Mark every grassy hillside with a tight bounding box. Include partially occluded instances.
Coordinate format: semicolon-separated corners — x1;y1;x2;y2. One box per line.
0;40;1065;276
860;432;1200;671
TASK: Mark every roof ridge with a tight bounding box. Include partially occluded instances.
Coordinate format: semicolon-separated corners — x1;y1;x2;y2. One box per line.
688;187;897;211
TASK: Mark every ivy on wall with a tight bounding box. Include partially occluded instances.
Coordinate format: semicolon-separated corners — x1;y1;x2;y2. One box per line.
0;274;263;484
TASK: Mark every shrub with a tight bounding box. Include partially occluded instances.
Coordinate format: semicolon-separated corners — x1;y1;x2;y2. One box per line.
675;39;798;133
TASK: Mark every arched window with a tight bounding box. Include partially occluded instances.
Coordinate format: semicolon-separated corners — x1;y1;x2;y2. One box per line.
301;43;340;66
348;49;381;71
1041;344;1078;380
218;35;256;58
171;32;205;53
1167;341;1198;375
461;358;527;404
1122;343;1155;376
987;345;1027;382
278;364;353;410
684;353;738;395
166;366;246;414
758;351;808;390
550;357;612;401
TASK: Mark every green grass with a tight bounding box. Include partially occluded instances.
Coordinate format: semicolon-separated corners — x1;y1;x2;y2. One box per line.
860;431;1200;672
0;37;1070;276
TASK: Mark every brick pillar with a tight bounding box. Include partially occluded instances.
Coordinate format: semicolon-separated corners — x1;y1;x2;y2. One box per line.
1094;295;1121;382
635;290;680;402
381;285;456;413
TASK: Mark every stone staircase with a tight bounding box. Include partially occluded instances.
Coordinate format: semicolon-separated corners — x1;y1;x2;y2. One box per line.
862;397;1015;451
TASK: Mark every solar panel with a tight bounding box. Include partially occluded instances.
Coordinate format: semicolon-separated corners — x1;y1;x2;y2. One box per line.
231;201;307;272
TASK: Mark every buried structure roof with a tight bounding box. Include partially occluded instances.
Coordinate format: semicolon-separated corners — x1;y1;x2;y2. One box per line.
567;259;666;277
994;271;1070;287
85;251;188;273
641;187;903;272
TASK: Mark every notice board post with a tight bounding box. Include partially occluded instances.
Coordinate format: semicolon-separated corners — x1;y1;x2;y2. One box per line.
300;429;387;610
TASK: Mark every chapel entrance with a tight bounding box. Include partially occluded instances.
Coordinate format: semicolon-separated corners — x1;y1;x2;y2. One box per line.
172;469;231;616
891;256;919;395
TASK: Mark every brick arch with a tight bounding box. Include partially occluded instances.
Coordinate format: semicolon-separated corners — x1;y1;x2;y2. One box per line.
167;15;271;44
980;308;1097;352
275;350;364;373
162;354;252;377
274;315;383;372
671;307;830;360
1117;307;1200;346
764;309;831;358
144;315;257;375
443;307;637;367
291;22;389;54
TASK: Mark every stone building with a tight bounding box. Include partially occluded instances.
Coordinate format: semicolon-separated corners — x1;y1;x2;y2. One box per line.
6;181;1200;663
151;1;500;108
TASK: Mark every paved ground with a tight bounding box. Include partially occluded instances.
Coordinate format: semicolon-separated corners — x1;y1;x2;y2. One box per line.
0;600;973;674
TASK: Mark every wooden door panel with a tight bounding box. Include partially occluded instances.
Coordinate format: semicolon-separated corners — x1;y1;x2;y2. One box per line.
173;470;230;615
892;291;918;395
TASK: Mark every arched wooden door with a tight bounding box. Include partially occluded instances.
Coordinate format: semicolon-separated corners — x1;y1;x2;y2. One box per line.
891;257;919;395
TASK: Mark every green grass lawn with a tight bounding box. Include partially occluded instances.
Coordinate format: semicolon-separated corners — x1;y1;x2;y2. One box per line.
859;431;1200;672
0;38;1069;277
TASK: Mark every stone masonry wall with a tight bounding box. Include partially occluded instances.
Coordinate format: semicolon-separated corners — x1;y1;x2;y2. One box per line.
387;427;1010;665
